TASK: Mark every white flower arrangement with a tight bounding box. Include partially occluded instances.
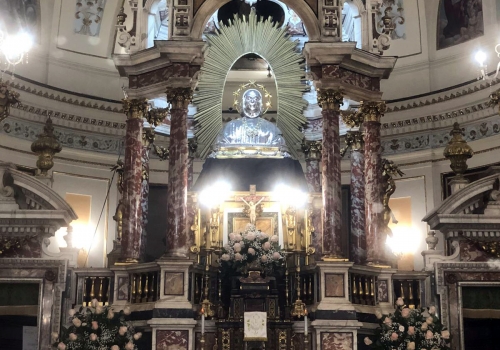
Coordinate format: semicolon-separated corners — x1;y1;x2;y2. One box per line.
220;224;284;274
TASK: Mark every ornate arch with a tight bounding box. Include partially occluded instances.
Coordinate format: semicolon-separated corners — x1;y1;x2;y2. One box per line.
191;0;320;40
193;10;307;158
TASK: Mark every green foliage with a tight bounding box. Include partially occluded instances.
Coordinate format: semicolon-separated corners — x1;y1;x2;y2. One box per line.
365;299;451;350
52;301;141;350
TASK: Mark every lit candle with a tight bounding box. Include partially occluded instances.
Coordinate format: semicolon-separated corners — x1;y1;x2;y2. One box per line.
201;309;205;334
304;309;308;337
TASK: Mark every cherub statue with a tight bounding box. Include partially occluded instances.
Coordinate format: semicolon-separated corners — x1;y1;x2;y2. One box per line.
241;197;264;224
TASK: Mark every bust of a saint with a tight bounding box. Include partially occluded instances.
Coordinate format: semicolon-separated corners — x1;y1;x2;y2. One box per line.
214;89;287;150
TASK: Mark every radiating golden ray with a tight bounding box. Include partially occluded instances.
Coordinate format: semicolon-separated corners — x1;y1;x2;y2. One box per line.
193;10;307;158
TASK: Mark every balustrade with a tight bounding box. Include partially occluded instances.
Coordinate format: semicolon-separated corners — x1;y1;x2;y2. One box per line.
130;270;160;304
350;272;377;306
299;269;317;306
75;269;114;306
393;272;429;309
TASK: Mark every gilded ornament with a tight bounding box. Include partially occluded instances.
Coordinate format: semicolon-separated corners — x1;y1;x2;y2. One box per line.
30;117;62;176
153;144;169;160
301;140;322;160
381;159;404;230
166;87;193;110
359;101;387;123
122;98;148;119
340;130;363;156
142;128;156;147
0;82;20;123
113;199;124;242
147;107;169;127
341;110;364;128
110;159;125;194
317;89;344;111
443;122;474;177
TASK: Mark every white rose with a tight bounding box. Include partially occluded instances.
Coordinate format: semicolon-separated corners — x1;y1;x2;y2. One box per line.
270;235;279;242
72;318;81;327
399;325;405;332
429;306;436;314
234;253;243;261
124;306;131;315
234;243;241;252
134;332;143;340
221;254;230;261
91;299;98;308
248;248;256;255
68;309;76;316
234;234;242;242
229;233;235;241
396;297;404;306
364;337;372;345
95;305;103;314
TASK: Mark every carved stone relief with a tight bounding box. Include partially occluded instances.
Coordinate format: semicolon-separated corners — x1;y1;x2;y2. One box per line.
319;0;342;39
74;0;107;36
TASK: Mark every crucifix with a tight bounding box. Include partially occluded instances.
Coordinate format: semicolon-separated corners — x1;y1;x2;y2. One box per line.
241;185;264;225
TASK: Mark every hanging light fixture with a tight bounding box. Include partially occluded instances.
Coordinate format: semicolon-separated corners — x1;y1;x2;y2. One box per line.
475;46;500;81
0;29;33;67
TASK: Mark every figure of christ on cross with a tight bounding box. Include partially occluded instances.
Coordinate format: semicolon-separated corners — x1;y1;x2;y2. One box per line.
241;197;265;224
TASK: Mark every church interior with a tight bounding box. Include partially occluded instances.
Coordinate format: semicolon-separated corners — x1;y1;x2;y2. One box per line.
0;0;498;349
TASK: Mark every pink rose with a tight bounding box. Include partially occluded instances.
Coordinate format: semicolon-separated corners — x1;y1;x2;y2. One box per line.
124;306;131;315
229;233;235;241
248;248;255;255
429;306;436;314
234;253;243;261
261;255;268;262
57;343;66;350
421;322;428;331
119;326;128;336
125;342;134;350
375;310;382;319
72;318;81;327
407;326;415;335
263;242;271;251
107;309;115;319
364;337;372;345
401;308;410;318
233;243;241;252
134;332;142;340
441;330;450;339
111;346;120;350
245;233;256;241
92;321;98;330
425;330;434;340
69;333;77;341
221;254;230;261
383;317;392;326
426;316;434;325
68;309;76;316
272;252;281;260
95;305;103;314
390;332;398;341
234;234;242;242
396;297;404;306
90;333;98;341
270;235;279;242
407;342;415;350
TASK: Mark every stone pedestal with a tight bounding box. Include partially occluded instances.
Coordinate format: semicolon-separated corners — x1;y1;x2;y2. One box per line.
316;261;354;313
155;259;193;310
318;89;344;258
449;176;470;194
149;318;197;350
312;320;362;350
377;268;398;313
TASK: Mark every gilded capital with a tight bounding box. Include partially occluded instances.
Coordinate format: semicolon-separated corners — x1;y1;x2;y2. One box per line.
346;131;364;152
443;122;473;177
302;140;322;160
122;98;148;120
147;107;169;127
359;101;386;123
167;87;193;110
0;83;20;123
341;110;364;128
317;89;344;111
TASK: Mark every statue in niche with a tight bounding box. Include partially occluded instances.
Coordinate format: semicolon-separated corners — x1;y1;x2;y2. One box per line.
213;88;288;154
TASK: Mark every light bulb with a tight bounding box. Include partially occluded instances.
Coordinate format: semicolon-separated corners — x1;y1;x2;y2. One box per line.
475;50;486;66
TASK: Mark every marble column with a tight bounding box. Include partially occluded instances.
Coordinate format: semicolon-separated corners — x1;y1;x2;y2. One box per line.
121;99;147;263
187;138;198;190
361;101;387;265
302;140;322;192
165;88;192;258
317;89;344;259
140;128;154;261
346;131;366;264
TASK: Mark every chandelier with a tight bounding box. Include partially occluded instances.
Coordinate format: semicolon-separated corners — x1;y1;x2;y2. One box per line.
0;29;33;67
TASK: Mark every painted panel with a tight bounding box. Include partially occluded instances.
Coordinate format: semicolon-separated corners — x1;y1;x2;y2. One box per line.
437;0;483;50
156;330;189;350
321;332;353;350
324;273;345;297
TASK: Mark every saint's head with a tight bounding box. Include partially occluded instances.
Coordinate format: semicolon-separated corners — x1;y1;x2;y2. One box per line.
242;89;263;119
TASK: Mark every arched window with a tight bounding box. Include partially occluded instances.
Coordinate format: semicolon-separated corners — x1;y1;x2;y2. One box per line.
342;1;362;49
147;0;168;48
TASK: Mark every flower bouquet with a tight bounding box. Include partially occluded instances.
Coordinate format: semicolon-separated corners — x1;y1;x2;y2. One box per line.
364;298;451;350
52;299;142;350
220;224;285;275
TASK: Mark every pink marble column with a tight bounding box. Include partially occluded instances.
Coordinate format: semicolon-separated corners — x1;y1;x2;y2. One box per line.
361;101;387;265
121;99;147;263
140;129;154;261
302;140;322;192
187;138;197;190
347;131;366;264
165;88;192;258
318;89;344;259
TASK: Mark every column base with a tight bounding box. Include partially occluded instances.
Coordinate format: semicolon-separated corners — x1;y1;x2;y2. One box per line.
322;255;349;262
149;318;197;350
316;261;354;312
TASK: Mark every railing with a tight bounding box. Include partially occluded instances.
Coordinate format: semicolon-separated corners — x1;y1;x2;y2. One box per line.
299;268;317;306
350;272;377;306
130;270;160;304
75;269;114;306
393;272;429;309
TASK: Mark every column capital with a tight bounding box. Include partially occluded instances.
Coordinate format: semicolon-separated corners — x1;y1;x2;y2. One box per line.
122;98;148;120
359;101;386;123
317;89;344;111
302;140;322;160
341;110;364;129
0;82;20;123
147;107;169;127
345;130;364;152
167;87;193;110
